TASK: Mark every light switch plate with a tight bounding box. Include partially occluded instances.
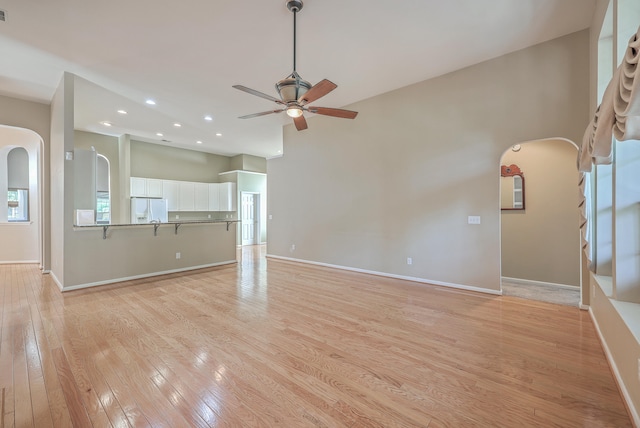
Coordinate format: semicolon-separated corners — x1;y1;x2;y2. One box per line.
468;216;481;225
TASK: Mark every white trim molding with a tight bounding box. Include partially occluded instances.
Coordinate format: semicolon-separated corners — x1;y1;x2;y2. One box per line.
60;260;237;292
0;260;39;264
589;307;640;427
267;254;502;296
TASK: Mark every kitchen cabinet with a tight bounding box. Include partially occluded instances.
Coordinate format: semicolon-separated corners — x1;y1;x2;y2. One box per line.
146;179;163;198
135;177;235;212
162;180;179;211
130;177;147;197
131;177;163;198
219;182;237;211
208;183;220;211
178;181;195;211
194;183;209;211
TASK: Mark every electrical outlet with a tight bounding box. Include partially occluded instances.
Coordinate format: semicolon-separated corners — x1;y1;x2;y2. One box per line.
269;214;273;220
290;244;296;252
175;214;180;220
208;214;211;219
407;257;412;265
176;252;181;259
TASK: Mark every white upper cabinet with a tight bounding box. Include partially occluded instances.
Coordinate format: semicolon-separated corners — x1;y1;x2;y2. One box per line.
131;177;164;198
194;183;209;211
130;177;147;197
136;177;235;212
162;180;179;211
208;183;220;211
146;179;163;198
219;182;237;211
178;181;195;211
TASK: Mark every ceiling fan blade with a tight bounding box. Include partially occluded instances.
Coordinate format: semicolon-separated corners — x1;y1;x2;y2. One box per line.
233;85;284;105
308;107;358;119
238;110;283;119
298;79;337;105
293;115;308;131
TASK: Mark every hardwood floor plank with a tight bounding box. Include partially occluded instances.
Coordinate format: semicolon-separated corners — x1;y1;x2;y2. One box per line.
0;248;632;427
51;347;93;428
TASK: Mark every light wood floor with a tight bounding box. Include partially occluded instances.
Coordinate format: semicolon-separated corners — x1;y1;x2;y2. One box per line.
1;245;632;427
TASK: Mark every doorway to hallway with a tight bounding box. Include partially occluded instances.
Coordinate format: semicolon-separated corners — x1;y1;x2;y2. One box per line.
241;192;260;246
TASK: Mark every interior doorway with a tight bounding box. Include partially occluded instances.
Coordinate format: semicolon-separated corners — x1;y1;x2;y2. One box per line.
499;138;581;306
241;192;260;246
0;125;44;267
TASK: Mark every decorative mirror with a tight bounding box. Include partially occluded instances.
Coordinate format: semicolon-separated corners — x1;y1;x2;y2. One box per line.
501;164;525;210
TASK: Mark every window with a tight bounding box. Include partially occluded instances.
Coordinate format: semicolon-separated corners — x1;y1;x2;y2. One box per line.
96;191;110;224
6;147;30;222
8;188;29;221
96;154;110;224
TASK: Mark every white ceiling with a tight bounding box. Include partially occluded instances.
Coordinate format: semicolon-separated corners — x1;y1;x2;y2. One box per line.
0;0;595;158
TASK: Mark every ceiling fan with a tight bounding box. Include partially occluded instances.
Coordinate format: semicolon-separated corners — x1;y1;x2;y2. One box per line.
233;0;358;131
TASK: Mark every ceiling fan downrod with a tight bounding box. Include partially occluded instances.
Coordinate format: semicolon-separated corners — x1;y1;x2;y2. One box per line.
286;0;303;73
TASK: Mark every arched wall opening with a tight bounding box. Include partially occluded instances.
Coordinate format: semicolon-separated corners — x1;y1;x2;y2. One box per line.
0;125;44;264
499;138;581;303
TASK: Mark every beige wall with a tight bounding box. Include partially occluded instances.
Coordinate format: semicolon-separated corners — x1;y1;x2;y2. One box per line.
130;139;230;182
230;154;267;173
50;72;75;285
501;139;580;286
267;30;589;292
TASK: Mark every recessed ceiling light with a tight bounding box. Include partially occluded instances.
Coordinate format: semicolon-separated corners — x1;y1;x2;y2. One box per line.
156;132;163;137
117;110;127;115
196;140;203;144
174;123;182;127
216;133;222;137
145;99;156;105
204;115;213;121
101;121;112;127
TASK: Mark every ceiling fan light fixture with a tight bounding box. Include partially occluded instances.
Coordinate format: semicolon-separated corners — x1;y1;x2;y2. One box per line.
286;106;303;118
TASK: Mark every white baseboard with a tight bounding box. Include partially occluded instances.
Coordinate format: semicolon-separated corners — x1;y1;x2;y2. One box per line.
589;307;640;427
0;260;39;264
501;276;578;290
50;271;64;291
267;254;502;296
60;260;237;292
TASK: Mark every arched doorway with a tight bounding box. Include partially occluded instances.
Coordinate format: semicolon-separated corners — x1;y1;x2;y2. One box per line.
0;125;44;266
499;138;581;306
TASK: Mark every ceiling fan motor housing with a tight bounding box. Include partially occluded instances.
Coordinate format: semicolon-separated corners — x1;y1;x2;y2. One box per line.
276;74;311;103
